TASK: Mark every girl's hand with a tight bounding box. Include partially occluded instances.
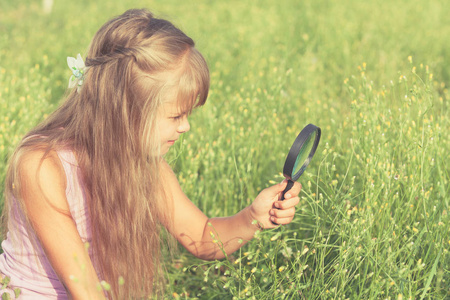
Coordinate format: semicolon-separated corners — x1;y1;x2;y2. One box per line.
249;180;301;229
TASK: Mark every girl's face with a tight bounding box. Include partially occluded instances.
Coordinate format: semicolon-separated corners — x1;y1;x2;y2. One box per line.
157;94;190;155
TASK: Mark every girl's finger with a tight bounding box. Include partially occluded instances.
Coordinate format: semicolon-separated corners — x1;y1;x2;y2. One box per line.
270;207;296;219
278;182;302;200
274;197;300;210
270;216;295;225
287;182;302;196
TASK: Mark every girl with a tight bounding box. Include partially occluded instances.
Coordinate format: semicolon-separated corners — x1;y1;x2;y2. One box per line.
0;9;301;299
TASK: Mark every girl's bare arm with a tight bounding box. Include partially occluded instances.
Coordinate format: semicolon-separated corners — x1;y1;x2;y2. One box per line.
19;150;105;299
161;160;301;260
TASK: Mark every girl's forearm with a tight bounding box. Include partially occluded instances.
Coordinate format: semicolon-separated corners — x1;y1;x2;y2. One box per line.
196;206;260;260
175;181;300;260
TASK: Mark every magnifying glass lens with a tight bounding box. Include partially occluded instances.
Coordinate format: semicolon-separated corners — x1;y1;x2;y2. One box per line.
292;132;315;176
281;124;321;201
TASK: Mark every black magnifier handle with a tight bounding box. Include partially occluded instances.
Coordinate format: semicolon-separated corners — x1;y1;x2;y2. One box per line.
281;179;295;200
273;179;295;225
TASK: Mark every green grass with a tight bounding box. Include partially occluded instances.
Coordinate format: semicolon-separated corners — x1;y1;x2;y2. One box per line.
1;0;449;299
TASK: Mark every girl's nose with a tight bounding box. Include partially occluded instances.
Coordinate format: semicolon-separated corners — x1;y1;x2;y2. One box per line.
177;116;190;133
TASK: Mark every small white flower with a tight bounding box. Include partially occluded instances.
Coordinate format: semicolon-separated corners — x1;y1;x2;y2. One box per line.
67;53;87;92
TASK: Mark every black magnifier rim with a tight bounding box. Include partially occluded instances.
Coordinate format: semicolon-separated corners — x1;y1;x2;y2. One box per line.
283;124;321;181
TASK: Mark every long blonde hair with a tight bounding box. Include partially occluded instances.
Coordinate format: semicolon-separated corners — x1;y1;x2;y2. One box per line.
2;9;209;298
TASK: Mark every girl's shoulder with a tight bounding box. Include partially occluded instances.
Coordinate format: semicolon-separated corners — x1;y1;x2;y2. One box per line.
16;147;68;204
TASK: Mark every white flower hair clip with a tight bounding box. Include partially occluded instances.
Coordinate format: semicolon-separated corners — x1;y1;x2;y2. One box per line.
67;54;87;92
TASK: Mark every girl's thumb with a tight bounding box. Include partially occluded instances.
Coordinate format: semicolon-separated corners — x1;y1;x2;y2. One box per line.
266;179;288;196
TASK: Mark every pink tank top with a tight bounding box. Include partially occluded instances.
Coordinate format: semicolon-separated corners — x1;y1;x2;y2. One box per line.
0;149;93;299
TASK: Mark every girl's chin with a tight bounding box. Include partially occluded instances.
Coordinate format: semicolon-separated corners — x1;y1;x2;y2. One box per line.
160;144;172;155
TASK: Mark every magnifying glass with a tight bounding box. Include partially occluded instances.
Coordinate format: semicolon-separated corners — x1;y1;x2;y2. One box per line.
281;124;321;200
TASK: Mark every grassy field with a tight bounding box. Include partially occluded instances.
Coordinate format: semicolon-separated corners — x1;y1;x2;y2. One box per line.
1;0;449;299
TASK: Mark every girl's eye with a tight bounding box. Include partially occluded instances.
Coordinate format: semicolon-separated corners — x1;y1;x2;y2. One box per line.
171;111;188;121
